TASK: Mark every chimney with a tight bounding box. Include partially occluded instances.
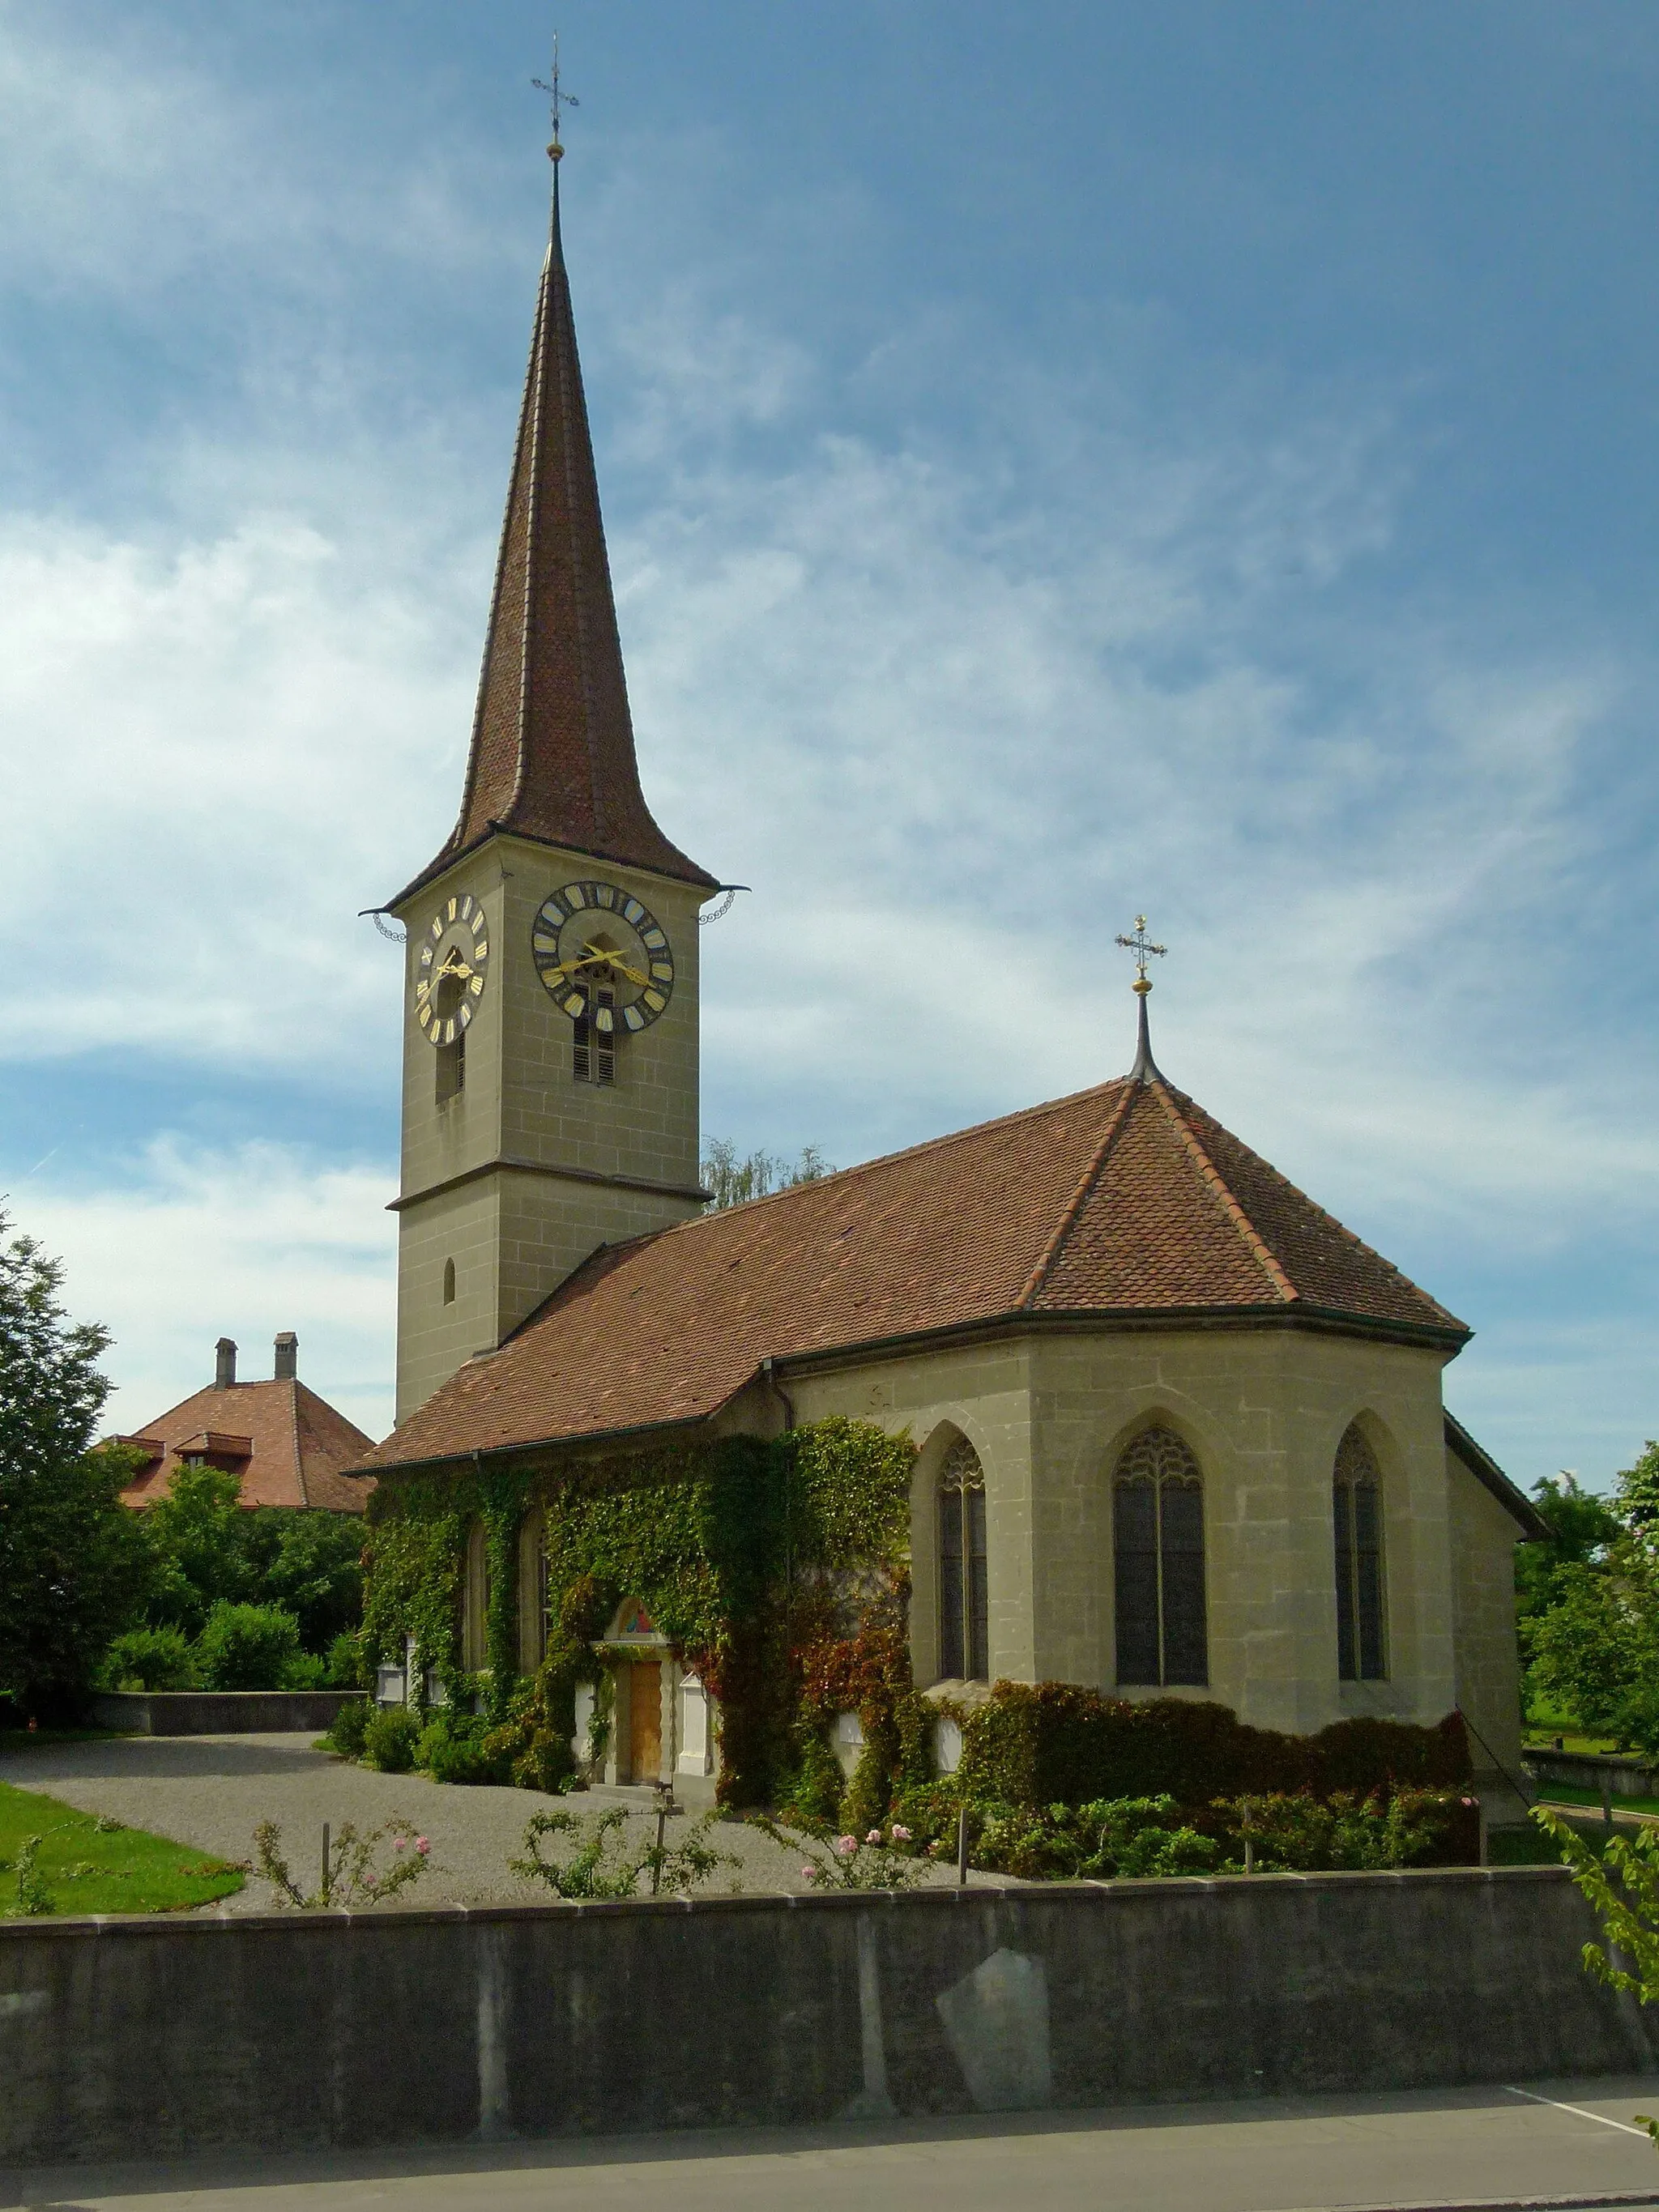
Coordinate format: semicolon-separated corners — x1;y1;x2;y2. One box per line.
274;1332;298;1382
214;1337;237;1390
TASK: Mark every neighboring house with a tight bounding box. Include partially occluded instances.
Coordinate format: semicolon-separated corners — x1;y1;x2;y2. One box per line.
356;154;1544;1796
114;1334;377;1514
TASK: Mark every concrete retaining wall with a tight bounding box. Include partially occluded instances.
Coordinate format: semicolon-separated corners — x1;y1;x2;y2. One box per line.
88;1689;367;1736
2;1867;1653;2167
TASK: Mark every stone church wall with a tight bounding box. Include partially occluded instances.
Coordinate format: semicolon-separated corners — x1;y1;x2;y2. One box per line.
787;1320;1503;1745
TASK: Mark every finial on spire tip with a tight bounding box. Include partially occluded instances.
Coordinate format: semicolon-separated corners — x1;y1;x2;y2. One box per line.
533;32;578;166
1115;914;1167;1082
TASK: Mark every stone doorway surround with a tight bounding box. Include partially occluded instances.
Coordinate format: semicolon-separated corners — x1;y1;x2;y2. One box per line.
597;1598;719;1805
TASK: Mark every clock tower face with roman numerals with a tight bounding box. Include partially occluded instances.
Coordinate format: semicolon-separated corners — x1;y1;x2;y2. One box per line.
531;880;675;1038
413;894;490;1046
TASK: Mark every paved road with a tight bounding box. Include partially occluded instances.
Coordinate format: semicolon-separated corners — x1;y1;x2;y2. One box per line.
0;1733;997;1908
5;2080;1659;2211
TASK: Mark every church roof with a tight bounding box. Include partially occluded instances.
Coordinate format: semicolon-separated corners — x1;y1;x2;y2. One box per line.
116;1356;378;1513
365;1068;1468;1473
394;169;716;908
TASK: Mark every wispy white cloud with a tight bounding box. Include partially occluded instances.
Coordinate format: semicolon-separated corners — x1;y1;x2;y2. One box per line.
3;5;1657;1488
14;1140;394;1443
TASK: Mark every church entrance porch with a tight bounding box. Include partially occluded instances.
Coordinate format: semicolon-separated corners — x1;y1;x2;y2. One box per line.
594;1599;719;1803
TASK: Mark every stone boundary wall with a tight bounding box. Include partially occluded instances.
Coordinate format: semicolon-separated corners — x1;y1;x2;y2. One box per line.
2;1868;1653;2167
1526;1746;1659;1801
87;1689;367;1737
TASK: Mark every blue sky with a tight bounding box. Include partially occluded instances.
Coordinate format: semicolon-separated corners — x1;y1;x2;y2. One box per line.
2;2;1657;1481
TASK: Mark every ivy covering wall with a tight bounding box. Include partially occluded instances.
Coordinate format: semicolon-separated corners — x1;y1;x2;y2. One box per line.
360;1416;922;1810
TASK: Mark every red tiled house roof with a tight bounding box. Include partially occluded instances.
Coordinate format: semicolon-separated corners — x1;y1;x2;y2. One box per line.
118;1372;378;1513
365;1070;1467;1474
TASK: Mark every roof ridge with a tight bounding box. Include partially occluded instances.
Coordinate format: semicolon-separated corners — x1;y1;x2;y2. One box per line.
1149;1080;1300;1305
1171;1087;1465;1323
1015;1080;1141;1307
682;1077;1139;1231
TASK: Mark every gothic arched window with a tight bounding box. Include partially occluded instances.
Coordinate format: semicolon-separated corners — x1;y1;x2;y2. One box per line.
1334;1423;1386;1681
1113;1427;1208;1687
442;1258;456;1305
938;1438;988;1681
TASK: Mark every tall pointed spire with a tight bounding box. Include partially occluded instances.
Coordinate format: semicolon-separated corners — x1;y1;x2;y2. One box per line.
416;150;716;896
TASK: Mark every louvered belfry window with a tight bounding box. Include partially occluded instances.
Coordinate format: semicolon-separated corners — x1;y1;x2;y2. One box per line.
573;987;617;1086
1113;1427;1209;1687
1333;1423;1386;1681
939;1437;989;1681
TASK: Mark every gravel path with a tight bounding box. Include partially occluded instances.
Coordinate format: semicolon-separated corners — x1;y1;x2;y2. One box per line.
0;1734;1000;1912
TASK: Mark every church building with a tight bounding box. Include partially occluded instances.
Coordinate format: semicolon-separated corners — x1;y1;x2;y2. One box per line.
360;147;1542;1801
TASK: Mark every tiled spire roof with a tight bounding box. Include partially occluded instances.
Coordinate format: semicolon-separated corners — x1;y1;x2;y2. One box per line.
403;166;716;901
364;1067;1469;1473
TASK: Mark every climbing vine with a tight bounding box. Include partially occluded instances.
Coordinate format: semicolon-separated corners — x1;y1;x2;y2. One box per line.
360;1417;919;1809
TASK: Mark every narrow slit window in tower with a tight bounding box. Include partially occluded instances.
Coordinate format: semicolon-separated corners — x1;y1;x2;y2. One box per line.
441;1258;456;1306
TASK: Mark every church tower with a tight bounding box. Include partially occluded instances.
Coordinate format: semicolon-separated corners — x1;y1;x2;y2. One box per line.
386;155;719;1424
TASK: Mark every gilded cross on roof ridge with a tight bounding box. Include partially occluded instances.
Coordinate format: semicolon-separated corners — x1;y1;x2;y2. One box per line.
533;31;578;160
1115;914;1167;996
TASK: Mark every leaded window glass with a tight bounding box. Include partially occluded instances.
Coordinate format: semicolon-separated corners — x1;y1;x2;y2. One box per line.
1112;1427;1209;1687
939;1438;989;1681
1333;1423;1386;1681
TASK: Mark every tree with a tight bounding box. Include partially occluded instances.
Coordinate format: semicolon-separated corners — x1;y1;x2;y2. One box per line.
1516;1473;1623;1664
142;1464;251;1637
701;1139;834;1211
0;1217;153;1717
241;1510;365;1652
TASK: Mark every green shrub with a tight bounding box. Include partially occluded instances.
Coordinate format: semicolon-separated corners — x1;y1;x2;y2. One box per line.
325;1631;368;1690
417;1711;515;1786
279;1650;328;1690
361;1706;421;1773
194;1603;301;1691
100;1626;198;1693
324;1698;371;1758
975;1795;1222;1882
953;1683;1471;1810
1218;1787;1474;1871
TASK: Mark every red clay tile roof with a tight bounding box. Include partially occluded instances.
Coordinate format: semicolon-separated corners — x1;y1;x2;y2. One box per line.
395;174;715;906
116;1379;378;1513
366;1074;1467;1472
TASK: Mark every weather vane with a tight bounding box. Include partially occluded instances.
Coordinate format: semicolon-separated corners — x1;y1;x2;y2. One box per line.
533;31;578;161
1115;914;1167;995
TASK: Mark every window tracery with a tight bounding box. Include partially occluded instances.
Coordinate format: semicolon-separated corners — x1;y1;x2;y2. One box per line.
938;1436;988;1681
1112;1426;1208;1687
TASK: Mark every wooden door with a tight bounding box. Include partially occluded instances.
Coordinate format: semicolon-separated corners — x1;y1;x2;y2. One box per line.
629;1662;662;1783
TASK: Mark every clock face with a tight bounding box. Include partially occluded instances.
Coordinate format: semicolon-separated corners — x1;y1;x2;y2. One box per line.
414;893;490;1046
531;880;675;1035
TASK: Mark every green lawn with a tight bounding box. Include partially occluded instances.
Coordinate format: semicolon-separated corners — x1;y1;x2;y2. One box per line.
1536;1781;1659;1818
0;1780;244;1917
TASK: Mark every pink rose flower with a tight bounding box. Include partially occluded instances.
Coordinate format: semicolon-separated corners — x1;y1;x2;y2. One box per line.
416;1837;430;1855
393;1837;407;1851
834;1835;858;1857
866;1829;883;1846
802;1866;819;1882
890;1825;912;1842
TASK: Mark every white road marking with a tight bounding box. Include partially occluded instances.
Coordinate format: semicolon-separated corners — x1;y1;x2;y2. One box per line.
1505;2082;1655;2137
